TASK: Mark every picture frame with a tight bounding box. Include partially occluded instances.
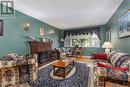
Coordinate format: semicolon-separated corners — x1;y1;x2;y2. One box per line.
0;20;3;36
39;28;44;36
106;26;111;41
118;9;130;38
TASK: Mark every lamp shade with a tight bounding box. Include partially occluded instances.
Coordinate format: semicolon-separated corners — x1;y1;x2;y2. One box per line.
60;38;64;42
102;42;113;48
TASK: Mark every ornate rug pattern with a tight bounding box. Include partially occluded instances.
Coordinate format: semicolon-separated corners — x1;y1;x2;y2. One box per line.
29;62;89;87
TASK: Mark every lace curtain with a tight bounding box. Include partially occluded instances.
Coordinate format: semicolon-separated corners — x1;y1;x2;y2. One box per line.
64;32;100;47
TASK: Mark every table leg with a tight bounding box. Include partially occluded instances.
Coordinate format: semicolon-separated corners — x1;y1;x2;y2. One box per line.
73;61;74;67
63;68;65;79
53;66;55;76
99;76;105;87
104;78;106;87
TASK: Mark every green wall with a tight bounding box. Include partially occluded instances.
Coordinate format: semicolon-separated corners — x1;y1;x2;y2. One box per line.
107;0;130;53
0;10;62;57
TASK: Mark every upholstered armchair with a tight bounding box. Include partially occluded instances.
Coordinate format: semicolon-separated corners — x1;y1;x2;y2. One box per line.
0;53;37;87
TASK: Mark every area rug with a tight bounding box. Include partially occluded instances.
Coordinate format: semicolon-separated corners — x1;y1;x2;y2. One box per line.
49;66;76;80
29;62;89;87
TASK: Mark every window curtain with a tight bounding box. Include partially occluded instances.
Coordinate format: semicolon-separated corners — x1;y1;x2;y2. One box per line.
64;27;100;47
64;34;70;47
91;32;100;47
64;32;100;47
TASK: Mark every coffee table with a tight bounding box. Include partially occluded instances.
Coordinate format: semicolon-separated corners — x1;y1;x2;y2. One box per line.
52;58;75;79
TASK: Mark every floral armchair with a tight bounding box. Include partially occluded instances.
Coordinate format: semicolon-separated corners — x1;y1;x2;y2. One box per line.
0;53;37;87
95;51;130;85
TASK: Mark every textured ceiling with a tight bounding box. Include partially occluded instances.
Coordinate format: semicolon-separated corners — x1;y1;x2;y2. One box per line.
14;0;123;29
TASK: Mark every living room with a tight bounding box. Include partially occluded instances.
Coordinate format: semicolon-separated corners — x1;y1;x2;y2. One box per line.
0;0;130;87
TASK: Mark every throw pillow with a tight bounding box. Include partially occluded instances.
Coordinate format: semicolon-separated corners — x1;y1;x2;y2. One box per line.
93;53;108;60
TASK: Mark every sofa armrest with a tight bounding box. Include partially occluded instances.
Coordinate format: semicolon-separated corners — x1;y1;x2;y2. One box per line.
97;62;129;71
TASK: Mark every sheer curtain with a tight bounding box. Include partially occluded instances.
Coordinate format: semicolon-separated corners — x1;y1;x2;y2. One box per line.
91;32;100;47
64;32;100;47
64;34;70;47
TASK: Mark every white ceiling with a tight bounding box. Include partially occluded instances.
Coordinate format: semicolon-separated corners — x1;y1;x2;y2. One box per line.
15;0;123;29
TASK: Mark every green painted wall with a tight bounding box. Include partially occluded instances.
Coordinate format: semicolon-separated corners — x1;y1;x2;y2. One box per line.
0;10;62;57
107;0;130;53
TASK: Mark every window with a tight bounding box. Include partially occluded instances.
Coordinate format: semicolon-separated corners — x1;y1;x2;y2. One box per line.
72;38;88;47
64;32;100;47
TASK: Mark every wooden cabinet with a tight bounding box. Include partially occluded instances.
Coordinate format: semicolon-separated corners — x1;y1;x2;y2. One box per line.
28;41;52;54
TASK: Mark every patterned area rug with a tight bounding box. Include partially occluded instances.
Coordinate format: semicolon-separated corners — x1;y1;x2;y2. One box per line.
29;62;89;87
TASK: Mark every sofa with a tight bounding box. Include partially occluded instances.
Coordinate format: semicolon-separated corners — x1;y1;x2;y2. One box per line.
95;51;130;85
54;48;74;58
57;47;83;58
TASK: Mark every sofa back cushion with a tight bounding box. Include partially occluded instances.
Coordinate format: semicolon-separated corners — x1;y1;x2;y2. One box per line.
108;51;129;67
115;55;130;68
108;51;117;61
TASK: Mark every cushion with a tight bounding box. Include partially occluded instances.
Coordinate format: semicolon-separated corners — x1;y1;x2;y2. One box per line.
97;62;129;71
108;51;117;60
110;52;128;66
93;53;108;60
120;60;130;68
2;53;19;61
115;55;130;68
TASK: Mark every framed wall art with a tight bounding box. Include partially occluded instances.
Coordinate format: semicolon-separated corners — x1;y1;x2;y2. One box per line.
0;20;3;36
39;27;44;36
106;26;111;41
118;9;130;38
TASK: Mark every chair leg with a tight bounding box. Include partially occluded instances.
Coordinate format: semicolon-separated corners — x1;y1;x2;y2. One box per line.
104;78;105;87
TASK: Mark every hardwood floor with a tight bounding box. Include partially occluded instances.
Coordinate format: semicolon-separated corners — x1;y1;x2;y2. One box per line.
75;57;91;62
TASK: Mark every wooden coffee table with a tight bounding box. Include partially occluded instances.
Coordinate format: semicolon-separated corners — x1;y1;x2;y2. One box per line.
52;58;75;79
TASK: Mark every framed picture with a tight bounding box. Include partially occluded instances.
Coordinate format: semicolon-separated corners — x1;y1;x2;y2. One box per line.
118;9;130;38
39;28;44;36
0;20;3;36
106;27;111;41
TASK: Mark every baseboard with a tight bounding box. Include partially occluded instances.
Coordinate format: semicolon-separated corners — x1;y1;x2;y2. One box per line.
82;56;92;58
38;60;58;70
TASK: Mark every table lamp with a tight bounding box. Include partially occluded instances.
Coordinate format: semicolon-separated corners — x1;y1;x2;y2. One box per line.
102;42;113;54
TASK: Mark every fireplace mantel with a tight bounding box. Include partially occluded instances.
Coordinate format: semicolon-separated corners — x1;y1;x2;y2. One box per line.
28;41;52;54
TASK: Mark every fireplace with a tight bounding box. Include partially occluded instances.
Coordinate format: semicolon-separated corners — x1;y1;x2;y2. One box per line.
28;41;60;67
38;52;51;64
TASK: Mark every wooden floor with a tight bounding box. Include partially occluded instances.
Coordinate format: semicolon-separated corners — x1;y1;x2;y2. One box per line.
75;57;91;62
